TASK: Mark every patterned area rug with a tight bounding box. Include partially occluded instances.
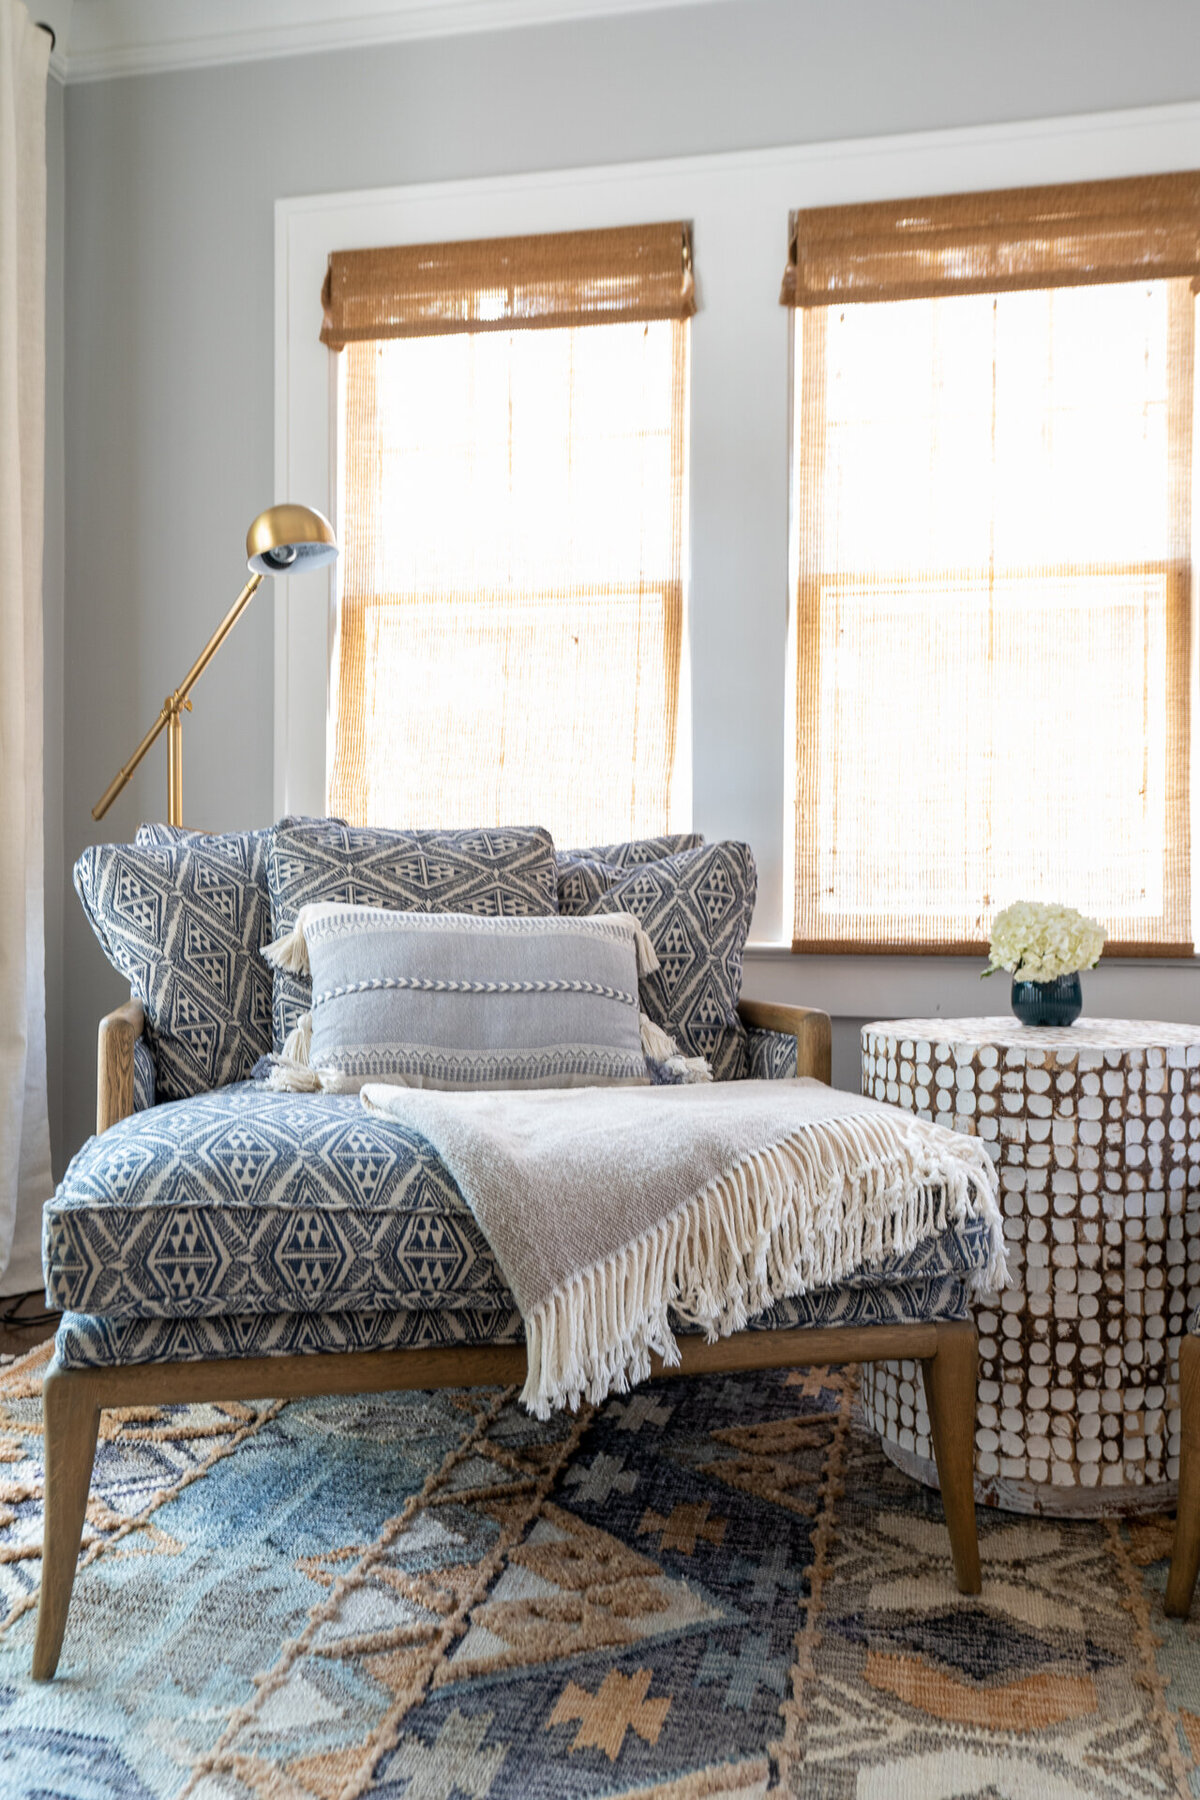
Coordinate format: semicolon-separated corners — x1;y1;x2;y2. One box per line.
0;1346;1199;1798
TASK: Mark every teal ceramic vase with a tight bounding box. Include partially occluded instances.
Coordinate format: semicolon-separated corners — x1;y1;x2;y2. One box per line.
1010;973;1083;1028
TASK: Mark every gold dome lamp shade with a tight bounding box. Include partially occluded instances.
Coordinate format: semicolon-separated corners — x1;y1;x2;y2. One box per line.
92;505;338;827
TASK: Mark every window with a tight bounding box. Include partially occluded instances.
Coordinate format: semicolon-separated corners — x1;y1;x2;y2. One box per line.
782;174;1200;954
321;224;694;846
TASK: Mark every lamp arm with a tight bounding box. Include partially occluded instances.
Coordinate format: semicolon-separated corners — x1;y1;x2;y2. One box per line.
91;572;265;824
173;571;264;707
91;702;176;822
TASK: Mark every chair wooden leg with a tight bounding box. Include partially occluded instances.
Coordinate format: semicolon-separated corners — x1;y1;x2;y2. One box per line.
33;1369;101;1681
920;1320;982;1594
1166;1333;1200;1618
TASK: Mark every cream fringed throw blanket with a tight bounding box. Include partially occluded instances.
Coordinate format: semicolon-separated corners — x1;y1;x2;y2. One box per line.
360;1078;1005;1418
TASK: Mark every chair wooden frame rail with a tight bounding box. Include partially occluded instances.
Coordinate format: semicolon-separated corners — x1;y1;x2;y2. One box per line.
32;992;980;1681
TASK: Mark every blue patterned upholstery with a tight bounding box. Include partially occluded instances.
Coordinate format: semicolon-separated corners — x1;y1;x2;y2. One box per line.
134;817;324;850
746;1027;799;1081
45;1080;994;1371
124;817;328;1096
54;1261;980;1369
44;1086;511;1320
556;835;704;910
74;830;274;1102
560;841;757;1082
568;835;706;867
267;821;559;1050
132;1038;156;1113
54;1304;524;1369
57;825;987;1375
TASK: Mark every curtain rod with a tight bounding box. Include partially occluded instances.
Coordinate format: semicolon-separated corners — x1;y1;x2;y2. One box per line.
36;20;56;49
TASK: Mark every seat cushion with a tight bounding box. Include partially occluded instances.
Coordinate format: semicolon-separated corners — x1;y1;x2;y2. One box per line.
43;1085;514;1320
45;1081;996;1347
52;1243;985;1368
267;821;559;1051
54;1304;525;1368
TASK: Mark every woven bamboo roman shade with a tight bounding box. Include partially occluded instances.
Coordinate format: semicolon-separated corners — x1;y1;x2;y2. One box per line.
322;222;695;346
782;173;1199;955
326;224;693;842
780;172;1200;307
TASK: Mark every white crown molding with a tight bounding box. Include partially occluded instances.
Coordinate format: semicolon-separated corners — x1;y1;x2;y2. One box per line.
51;0;721;84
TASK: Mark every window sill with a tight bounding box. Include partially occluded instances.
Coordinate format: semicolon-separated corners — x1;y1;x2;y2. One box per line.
745;944;1200;968
741;944;1200;1024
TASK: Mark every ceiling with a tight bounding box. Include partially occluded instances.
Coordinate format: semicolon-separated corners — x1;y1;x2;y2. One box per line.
38;0;717;83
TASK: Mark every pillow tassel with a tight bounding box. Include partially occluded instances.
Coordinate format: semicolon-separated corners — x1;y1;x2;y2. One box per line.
640;1013;680;1062
264;1058;321;1094
282;1011;313;1066
264;1012;320;1092
640;1012;712;1084
262;909;312;975
632;922;660;979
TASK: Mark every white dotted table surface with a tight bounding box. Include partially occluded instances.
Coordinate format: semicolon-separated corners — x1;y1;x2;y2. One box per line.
870;1016;1200;1059
860;1014;1200;1517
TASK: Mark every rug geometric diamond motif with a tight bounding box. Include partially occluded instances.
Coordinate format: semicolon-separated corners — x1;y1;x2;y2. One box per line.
1;1346;1199;1798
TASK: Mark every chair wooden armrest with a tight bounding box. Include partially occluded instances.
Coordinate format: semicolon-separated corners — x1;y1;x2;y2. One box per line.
97;997;146;1135
738;998;832;1084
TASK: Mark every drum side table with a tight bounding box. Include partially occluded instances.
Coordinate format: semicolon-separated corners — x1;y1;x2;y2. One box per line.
860;1016;1200;1517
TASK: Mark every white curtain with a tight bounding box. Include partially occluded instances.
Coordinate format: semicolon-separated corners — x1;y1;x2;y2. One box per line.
0;0;51;1293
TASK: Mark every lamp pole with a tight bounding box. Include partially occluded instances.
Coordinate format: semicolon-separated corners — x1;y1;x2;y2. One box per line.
90;502;336;828
91;573;264;827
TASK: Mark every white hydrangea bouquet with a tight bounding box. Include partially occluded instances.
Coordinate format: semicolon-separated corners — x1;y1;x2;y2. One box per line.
982;901;1106;983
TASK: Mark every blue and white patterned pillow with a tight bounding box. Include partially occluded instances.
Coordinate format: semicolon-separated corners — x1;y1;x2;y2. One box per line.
135;816;324;850
556;833;704;910
136;822;214;848
559;840;756;1081
267;821;560;1050
74;830;274;1102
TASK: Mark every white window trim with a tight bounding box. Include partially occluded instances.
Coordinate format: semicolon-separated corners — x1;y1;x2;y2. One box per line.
275;98;1200;1009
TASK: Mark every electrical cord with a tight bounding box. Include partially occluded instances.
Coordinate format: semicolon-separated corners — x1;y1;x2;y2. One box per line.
0;1291;59;1330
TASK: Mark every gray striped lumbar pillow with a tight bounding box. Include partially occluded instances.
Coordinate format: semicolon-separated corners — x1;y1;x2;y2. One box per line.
262;905;674;1092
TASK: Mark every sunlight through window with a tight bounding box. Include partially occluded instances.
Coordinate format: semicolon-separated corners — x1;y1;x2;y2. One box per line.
325;226;693;845
784;179;1197;955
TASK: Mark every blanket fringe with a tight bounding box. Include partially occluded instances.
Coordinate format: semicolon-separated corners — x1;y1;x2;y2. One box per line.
520;1112;1003;1419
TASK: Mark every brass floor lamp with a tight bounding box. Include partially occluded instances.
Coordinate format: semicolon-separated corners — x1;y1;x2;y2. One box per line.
93;504;338;828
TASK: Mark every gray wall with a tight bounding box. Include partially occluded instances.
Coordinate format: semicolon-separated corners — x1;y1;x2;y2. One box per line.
56;0;1200;1161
